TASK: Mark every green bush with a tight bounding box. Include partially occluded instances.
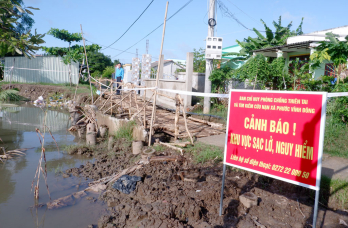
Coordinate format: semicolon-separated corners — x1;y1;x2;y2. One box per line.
114;121;136;142
185;142;223;164
102;66;115;78
0;89;22;101
91;70;101;78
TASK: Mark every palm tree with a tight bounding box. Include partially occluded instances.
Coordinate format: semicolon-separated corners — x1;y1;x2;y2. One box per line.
224;16;304;60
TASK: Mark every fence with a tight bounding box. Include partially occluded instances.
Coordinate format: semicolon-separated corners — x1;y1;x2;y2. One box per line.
3;56;79;84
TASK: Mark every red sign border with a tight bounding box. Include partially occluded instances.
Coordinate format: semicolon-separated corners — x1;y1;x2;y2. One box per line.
223;89;328;190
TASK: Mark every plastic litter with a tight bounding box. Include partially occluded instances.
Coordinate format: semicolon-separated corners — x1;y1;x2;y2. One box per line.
112;175;142;194
33;96;45;107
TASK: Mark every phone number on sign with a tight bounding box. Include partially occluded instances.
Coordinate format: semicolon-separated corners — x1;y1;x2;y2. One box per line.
271;165;310;179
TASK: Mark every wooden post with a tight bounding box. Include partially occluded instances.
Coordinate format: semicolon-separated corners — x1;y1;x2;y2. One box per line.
143;89;147;128
178;95;193;144
74;58;84;100
80;24;94;104
110;82;113;116
9;58;15;89
99;78;102;103
148;2;169;146
129;91;132;118
174;94;180;141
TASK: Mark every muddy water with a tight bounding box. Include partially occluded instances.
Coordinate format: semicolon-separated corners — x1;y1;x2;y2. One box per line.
0;104;105;228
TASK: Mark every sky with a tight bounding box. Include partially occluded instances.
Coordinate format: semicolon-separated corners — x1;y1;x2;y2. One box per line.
24;0;348;64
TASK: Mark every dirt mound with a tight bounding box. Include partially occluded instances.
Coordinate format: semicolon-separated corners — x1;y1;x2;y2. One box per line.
2;84;68;101
64;140;348;228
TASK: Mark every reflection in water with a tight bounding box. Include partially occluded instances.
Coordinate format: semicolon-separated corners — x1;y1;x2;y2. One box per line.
1;106;70;132
0;105;103;228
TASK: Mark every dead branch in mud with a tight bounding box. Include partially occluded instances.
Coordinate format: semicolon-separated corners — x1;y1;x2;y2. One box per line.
159;142;184;155
0;147;29;161
46;155;184;210
31;112;51;200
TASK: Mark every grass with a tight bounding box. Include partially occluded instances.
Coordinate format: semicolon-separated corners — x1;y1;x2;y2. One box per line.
324;116;348;158
320;175;348;210
0;81;93;95
0;89;24;101
153;144;165;152
63;144;95;154
185;142;223;164
114;121;136;142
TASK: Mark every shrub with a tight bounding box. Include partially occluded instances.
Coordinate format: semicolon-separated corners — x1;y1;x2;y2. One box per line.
102;66;115;78
114;121;136;142
0;89;21;101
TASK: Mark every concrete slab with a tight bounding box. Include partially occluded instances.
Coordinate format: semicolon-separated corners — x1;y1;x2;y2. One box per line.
198;133;348;182
197;133;226;148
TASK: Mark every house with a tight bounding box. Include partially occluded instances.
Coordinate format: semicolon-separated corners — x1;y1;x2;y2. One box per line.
221;44;247;69
253;25;348;79
151;59;185;80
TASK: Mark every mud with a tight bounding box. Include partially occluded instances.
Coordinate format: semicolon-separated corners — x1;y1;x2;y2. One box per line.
1;84;89;102
63;138;348;228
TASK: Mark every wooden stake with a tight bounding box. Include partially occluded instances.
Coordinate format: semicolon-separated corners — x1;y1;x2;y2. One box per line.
103;93;131;114
74;58;84;100
80;24;94;104
144;89;147;128
110;83;113;116
129;91;132;118
99;78;102;103
149;2;169;146
178;95;193;144
174;94;180;141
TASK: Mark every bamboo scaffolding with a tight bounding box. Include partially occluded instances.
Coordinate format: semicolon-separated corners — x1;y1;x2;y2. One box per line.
149;2;169;146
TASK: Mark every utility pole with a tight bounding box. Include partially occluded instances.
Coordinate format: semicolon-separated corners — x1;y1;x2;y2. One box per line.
204;0;215;114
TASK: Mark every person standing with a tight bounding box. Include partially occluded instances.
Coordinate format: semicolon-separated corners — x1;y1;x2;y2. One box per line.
114;63;124;95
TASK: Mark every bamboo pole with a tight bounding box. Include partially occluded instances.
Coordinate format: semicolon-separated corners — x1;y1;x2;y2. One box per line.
110;83;113;116
174;94;180;141
143;89;147;128
74;58;84;100
99;78;102;102
130;93;155;120
129;91;132;118
148;2;169;146
80;24;94;104
178;95;193;144
103;93;131;114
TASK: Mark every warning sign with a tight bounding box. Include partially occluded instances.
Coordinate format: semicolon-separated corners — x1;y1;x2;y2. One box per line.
224;90;327;189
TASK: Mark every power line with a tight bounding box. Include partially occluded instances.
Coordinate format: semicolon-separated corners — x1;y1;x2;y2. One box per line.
85;39;159;60
112;0;194;59
224;0;260;24
101;0;154;50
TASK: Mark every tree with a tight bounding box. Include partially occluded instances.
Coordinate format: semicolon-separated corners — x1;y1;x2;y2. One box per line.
209;66;234;93
226;16;304;59
87;52;113;75
0;0;45;58
42;28;101;85
12;0;34;35
310;32;348;85
193;48;206;73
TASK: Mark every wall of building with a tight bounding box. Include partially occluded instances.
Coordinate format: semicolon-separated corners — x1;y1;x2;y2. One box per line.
144;79;186;109
4;56;79;84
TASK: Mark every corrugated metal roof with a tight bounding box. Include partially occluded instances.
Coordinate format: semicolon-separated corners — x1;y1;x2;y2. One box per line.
4;56;79;84
253;41;314;53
